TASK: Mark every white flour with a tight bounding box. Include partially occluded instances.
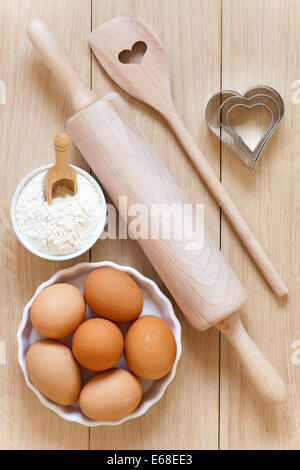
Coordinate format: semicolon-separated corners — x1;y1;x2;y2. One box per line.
16;170;103;255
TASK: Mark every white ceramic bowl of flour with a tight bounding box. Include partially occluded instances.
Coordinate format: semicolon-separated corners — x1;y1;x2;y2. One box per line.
11;165;106;261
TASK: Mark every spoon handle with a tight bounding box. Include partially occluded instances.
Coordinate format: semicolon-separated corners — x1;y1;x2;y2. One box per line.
165;107;287;297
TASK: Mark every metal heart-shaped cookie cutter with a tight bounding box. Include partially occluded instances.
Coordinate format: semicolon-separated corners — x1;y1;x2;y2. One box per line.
205;86;284;171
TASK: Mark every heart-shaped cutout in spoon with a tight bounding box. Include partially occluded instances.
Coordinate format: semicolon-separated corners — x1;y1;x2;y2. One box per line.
118;41;147;65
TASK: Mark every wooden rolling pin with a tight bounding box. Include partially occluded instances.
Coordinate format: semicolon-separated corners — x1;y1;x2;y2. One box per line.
27;18;286;403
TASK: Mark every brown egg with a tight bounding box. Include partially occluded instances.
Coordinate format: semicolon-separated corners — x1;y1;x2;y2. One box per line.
125;315;177;380
30;283;85;338
26;339;82;405
79;368;142;421
84;267;143;323
72;318;124;371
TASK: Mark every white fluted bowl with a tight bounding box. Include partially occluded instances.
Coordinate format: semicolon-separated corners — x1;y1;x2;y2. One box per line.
17;261;182;426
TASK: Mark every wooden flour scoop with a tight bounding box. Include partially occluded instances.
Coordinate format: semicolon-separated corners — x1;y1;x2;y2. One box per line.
89;16;287;298
28;18;287;403
46;133;76;205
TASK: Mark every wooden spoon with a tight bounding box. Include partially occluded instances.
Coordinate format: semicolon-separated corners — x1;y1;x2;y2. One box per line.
89;16;287;298
46;133;77;205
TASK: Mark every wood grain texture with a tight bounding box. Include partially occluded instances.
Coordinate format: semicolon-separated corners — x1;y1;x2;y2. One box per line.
0;0;90;450
1;0;299;450
27;17;98;114
220;0;300;450
89;0;221;450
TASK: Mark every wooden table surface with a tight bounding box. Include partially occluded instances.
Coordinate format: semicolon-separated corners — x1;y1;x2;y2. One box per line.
0;0;299;450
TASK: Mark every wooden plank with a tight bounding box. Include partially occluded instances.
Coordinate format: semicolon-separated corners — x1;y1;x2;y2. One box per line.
90;0;221;450
220;0;300;449
5;0;299;450
0;0;91;449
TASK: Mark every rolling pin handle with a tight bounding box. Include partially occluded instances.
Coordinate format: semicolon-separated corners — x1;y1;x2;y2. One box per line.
27;18;97;113
217;313;287;403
